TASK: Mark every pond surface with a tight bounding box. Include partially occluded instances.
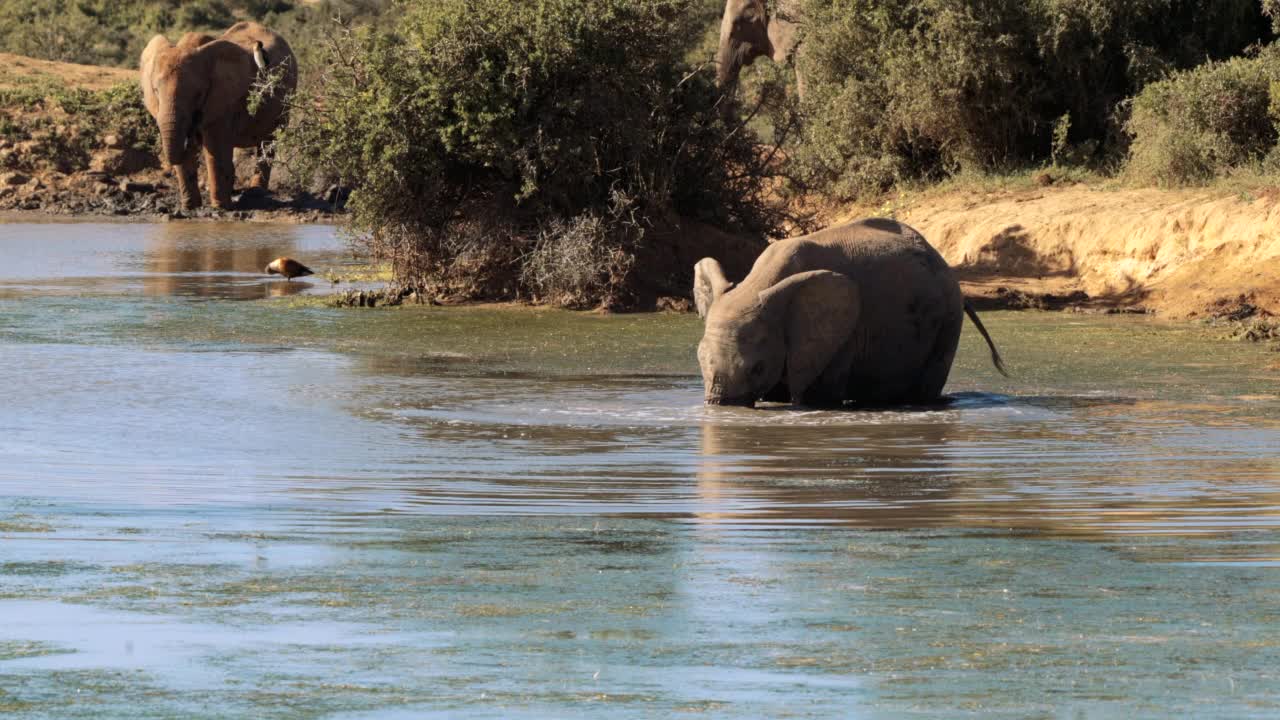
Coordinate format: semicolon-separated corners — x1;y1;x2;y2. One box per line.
1;219;1278;718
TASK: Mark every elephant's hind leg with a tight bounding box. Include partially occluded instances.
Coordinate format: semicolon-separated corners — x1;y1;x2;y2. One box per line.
202;124;236;209
908;316;962;403
250;141;273;190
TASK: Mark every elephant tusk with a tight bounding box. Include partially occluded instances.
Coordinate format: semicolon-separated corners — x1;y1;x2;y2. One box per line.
254;41;270;73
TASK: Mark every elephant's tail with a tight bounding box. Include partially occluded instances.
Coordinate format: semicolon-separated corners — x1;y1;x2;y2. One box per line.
963;300;1009;378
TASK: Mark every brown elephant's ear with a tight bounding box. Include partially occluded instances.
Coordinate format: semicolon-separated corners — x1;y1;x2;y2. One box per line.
758;270;860;404
193;39;255;121
139;35;172;118
693;257;734;319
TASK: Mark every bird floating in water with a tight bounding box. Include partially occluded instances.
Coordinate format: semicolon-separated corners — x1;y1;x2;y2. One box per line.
265;257;313;281
253;41;269;74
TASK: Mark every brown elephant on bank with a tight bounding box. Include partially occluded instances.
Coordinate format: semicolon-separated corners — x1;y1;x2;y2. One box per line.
140;22;297;210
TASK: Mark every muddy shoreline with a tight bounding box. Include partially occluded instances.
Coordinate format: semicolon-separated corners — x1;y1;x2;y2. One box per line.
2;179;1276;341
0;167;344;223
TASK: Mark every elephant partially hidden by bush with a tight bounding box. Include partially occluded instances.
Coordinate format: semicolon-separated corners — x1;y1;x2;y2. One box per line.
716;0;803;95
140;22;296;210
694;218;1006;407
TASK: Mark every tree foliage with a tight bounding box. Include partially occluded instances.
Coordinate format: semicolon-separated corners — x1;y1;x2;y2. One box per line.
284;0;783;308
790;0;1274;198
1126;45;1280;185
0;0;392;68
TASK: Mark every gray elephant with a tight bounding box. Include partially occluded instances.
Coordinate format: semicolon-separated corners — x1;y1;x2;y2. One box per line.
717;0;804;95
140;22;297;210
694;218;1006;407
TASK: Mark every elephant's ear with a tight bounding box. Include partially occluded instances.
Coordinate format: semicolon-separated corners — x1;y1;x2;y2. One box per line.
758;270;860;404
693;257;734;319
194;39;255;121
139;35;171;118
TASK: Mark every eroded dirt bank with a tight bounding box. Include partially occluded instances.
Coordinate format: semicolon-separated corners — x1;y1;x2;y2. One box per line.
858;186;1280;320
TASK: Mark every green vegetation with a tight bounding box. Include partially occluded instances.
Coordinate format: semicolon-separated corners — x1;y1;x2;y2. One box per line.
1126;45;1280;185
0;79;155;173
789;0;1276;199
0;1;393;69
283;0;781;308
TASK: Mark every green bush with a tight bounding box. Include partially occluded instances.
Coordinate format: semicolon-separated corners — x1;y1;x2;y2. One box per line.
0;1;216;67
1125;46;1280;185
283;0;782;308
789;0;1273;199
0;1;392;68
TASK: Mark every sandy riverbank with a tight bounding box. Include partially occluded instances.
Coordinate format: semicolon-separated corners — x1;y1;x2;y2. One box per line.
845;185;1280;320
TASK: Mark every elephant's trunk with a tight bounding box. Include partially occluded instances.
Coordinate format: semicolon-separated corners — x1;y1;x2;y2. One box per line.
705;395;756;408
716;29;768;90
158;117;188;167
704;380;756;407
716;52;738;88
716;3;770;89
716;19;738;88
157;93;198;167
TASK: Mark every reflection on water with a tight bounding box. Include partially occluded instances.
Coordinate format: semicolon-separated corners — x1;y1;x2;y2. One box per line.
142;222;313;299
2;221;1280;717
694;395;1280;534
0;219;348;299
696;405;962;527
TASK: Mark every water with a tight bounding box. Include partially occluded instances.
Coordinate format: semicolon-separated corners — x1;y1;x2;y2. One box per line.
1;219;1278;718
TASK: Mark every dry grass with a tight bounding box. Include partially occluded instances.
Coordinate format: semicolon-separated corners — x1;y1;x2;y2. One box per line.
0;52;134;92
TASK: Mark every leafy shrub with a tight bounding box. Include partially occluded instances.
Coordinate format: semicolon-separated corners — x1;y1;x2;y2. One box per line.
0;1;217;67
0;0;392;68
789;0;1273;199
1125;46;1280;185
283;0;783;308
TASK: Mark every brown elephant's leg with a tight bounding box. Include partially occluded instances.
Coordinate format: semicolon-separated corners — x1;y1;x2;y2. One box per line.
250;142;273;190
202;125;236;209
797;338;856;407
175;139;202;210
907;313;962;403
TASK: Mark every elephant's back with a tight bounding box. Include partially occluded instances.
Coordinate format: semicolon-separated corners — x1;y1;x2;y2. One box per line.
802;218;964;402
776;218;960;298
814;218;948;266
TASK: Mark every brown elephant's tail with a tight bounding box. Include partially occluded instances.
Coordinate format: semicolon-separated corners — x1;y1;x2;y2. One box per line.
963;300;1009;377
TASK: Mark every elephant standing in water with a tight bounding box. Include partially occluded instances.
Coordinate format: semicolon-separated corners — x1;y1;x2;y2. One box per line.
717;0;804;95
694;218;1007;408
140;22;297;210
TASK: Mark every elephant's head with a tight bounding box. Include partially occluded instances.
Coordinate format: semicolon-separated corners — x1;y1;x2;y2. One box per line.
694;257;859;407
716;0;802;90
140;34;255;166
